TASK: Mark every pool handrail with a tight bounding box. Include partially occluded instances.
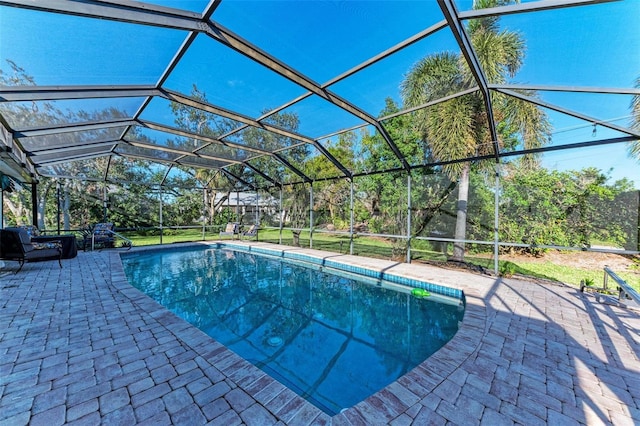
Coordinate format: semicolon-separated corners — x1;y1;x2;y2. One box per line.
604;266;640;308
91;229;133;251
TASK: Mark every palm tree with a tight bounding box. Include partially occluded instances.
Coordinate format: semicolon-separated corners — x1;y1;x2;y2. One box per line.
401;0;550;261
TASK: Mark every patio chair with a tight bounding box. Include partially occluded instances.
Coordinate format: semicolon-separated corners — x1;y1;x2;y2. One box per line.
81;223;115;250
0;228;62;272
219;222;239;240
241;224;259;240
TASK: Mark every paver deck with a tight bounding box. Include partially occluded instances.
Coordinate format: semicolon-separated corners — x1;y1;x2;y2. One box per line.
1;242;639;425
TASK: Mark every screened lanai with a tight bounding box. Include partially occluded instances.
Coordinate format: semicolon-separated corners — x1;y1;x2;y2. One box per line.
2;2;640;425
0;0;639;278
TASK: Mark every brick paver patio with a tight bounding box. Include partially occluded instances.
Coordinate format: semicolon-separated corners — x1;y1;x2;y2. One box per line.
1;242;639;425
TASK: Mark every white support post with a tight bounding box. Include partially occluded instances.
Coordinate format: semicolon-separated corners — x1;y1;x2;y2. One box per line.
56;180;61;235
350;178;354;255
202;188;206;240
494;165;500;274
159;186;163;245
279;187;283;245
309;183;314;249
407;173;412;263
255;189;259;226
103;185;108;223
235;191;239;221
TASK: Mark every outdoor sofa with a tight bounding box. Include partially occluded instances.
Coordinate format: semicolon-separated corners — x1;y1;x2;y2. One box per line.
0;227;62;272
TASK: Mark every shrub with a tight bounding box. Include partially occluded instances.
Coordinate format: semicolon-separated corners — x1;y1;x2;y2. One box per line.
500;261;518;277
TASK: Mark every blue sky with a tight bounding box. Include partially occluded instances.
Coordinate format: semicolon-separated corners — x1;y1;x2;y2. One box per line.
0;0;638;186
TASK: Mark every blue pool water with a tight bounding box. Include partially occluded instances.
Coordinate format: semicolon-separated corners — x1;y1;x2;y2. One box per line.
122;245;464;415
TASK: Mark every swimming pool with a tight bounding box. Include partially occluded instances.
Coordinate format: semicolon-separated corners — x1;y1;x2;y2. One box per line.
122;244;465;415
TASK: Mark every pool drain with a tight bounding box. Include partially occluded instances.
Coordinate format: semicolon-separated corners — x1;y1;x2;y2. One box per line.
267;336;283;347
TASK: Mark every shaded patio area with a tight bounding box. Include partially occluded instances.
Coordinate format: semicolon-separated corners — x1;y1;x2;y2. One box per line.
1;242;639;425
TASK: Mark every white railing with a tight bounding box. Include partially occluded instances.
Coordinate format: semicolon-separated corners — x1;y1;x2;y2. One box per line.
603;267;640;308
91;229;133;251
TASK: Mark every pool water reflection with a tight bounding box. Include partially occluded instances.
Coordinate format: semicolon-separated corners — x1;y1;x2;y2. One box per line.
122;246;464;415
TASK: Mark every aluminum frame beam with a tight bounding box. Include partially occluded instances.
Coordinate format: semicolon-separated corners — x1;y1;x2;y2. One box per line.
380;87;480;121
401;135;638;173
14;119;136;138
438;0;500;161
139;120;271;156
124;140;239;165
322;20;448;88
220;168;256;190
103;155;112;181
0;0;205;31
0;0;635;188
112;152;176;167
0;0;357;180
273;153;311;183
2;1;336;182
178;157;231;171
117;32;200;143
3;0;410;175
497;88;640;138
34;151;113;166
35;172;103;181
243;162;282;188
0;120;36;178
159;91;353;178
495;135;637;158
23;135;121;154
31;148;115;165
161;90;317;148
489;84;640;95
0;85;159;102
27;141;118;157
458;0;618;20
137;120;309;184
203;21;410;171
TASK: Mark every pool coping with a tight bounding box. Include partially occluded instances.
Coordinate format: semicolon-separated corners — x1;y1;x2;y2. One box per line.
113;241;490;423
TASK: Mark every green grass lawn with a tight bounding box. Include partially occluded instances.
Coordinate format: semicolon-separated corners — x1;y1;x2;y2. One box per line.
121;229;219;246
118;227;640;292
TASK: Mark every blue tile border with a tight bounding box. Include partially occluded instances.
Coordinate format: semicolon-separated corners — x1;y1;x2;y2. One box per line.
121;242;464;301
217;242;464;301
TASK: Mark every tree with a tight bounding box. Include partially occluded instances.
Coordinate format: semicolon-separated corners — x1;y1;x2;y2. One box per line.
499;166;637;252
352;99;422;235
400;0;550;261
308;131;355;228
237;109;309;239
169;85;242;224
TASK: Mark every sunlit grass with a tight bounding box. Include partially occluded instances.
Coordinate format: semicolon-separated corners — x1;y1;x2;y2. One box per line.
507;260;640;292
